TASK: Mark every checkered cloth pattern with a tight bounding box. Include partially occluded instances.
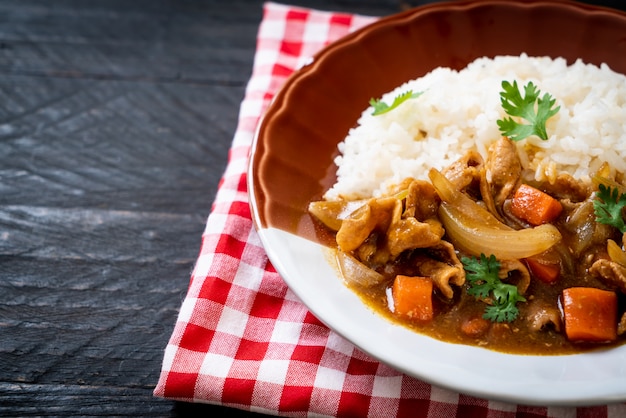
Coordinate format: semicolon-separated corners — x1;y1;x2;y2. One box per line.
154;3;624;417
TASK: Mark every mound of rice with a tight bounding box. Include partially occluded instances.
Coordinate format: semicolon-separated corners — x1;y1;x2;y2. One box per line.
324;54;626;201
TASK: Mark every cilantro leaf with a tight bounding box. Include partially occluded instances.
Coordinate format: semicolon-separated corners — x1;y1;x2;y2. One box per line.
497;80;560;141
461;254;526;323
485;299;520;323
370;90;422;116
593;183;626;233
464;253;499;299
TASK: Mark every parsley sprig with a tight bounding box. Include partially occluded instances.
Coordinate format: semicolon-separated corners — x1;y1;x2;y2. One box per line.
370;90;422;116
593;184;626;233
497;80;560;141
461;254;526;323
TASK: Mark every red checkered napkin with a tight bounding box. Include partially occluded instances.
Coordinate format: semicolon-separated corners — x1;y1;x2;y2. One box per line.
154;3;620;417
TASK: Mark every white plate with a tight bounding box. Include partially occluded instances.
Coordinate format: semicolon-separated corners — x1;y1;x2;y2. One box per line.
250;224;626;406
247;0;626;406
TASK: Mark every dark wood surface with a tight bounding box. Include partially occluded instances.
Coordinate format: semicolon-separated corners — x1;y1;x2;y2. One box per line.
1;1;625;416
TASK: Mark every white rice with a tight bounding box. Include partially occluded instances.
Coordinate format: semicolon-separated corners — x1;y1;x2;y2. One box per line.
324;54;626;201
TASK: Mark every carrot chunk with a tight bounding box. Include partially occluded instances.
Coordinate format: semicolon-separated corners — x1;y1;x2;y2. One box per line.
510;184;563;226
525;257;560;284
562;287;617;342
460;317;491;337
392;275;434;322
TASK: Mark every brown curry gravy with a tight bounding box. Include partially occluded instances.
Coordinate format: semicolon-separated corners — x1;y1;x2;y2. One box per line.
313;214;626;355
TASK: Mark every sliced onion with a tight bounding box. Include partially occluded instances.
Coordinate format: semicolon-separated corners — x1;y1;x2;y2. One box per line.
439;203;562;259
428;168;508;230
592;174;626;195
308;200;367;231
430;167;561;259
607;239;626;267
565;200;596;257
336;250;384;288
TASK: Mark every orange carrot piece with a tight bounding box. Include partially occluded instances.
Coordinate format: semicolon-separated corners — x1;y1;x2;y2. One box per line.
562;287;618;342
510;184;563;226
460;317;491;337
392;275;434;322
525;257;560;284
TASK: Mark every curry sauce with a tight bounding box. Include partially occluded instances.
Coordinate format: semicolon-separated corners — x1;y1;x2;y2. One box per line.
310;137;626;355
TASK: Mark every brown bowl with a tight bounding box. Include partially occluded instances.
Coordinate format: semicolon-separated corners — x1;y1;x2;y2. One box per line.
248;0;626;404
250;0;626;241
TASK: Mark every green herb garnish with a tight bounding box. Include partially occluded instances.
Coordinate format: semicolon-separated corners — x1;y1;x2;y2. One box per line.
593;183;626;233
370;90;422;116
461;253;526;323
497;80;560;141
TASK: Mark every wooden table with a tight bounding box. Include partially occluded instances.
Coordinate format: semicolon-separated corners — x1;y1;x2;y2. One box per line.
0;1;624;416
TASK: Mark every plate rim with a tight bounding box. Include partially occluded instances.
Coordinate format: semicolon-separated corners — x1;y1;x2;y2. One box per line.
247;0;626;406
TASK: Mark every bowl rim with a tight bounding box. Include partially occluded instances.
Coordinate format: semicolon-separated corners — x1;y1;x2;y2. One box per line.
250;0;626;230
248;0;626;405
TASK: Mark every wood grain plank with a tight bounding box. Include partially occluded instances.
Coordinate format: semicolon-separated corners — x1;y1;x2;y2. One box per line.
0;382;277;416
0;75;242;213
0;206;204;262
0;0;418;84
0;0;262;84
0;256;190;382
0;0;623;416
0;1;255;413
0;383;174;416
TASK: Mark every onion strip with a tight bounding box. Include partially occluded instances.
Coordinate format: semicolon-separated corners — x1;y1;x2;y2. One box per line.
607;239;626;268
428;168;508;230
308;200;367;231
439;203;562;259
592;174;626;195
336;250;385;287
429;167;561;258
